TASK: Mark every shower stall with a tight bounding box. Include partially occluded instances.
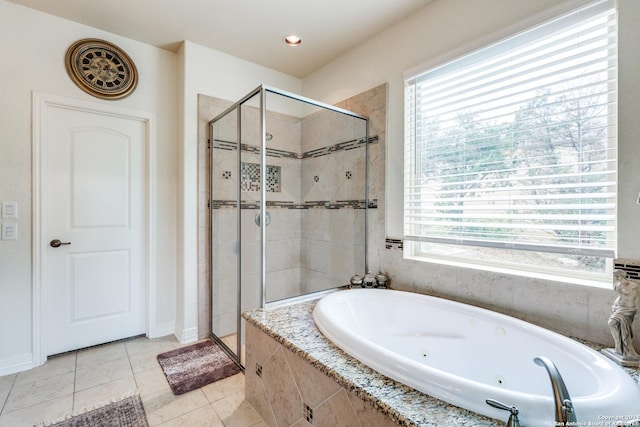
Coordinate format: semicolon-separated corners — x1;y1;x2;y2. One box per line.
208;85;369;367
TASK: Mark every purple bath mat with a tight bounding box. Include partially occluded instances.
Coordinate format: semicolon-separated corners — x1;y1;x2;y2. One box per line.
157;340;241;395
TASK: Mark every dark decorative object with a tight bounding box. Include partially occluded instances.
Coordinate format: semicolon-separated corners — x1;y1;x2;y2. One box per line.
65;39;138;100
349;273;363;288
375;273;388;288
363;272;376;288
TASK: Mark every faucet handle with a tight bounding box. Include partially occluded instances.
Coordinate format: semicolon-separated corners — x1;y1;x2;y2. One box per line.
562;399;575;422
486;399;521;427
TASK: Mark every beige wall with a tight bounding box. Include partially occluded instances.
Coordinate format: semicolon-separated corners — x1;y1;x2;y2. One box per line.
0;0;179;371
0;1;302;373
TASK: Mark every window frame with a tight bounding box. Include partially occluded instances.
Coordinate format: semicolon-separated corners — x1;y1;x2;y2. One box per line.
402;0;618;286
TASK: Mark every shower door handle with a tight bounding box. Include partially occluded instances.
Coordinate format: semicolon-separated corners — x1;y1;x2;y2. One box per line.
255;211;271;227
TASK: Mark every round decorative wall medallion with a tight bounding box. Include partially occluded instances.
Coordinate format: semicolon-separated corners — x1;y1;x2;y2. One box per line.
65;38;138;100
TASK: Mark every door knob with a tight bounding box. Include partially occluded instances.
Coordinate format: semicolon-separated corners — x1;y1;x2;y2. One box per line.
50;239;71;248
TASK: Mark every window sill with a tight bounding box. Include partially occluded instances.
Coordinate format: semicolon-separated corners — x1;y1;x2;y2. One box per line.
403;250;612;290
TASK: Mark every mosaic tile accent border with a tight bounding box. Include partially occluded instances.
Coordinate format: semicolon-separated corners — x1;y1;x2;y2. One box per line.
211;135;378;159
385;238;404;250
302;136;378;158
614;258;640;280
210;199;378;210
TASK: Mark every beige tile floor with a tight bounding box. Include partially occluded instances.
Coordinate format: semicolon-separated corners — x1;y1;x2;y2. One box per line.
0;336;267;427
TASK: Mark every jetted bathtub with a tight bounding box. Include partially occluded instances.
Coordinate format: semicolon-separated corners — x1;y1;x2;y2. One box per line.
313;289;640;426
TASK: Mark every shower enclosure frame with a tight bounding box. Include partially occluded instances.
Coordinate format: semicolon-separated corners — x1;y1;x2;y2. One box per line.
208;84;370;367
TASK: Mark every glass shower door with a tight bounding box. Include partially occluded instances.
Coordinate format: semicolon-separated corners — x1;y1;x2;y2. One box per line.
209;85;368;367
210;106;240;359
238;93;262;366
209;89;263;367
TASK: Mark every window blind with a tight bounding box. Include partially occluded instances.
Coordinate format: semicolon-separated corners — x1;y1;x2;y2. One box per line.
404;0;617;258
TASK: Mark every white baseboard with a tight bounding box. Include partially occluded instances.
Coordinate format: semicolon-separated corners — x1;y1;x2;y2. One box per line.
0;353;36;376
175;326;198;344
148;321;176;339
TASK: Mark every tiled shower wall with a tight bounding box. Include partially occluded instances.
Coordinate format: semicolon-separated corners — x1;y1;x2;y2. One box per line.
333;84;387;278
198;84;386;338
299;106;369;294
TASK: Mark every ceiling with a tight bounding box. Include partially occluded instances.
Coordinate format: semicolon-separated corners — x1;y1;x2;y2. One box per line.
8;0;432;78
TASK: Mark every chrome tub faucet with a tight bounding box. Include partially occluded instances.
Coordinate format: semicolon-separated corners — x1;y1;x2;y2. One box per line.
534;356;577;426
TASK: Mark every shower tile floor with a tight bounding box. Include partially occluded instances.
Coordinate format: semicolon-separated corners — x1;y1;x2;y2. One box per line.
0;336;266;427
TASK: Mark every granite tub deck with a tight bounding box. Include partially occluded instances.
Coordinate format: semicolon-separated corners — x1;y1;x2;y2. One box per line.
243;299;640;427
242;300;500;426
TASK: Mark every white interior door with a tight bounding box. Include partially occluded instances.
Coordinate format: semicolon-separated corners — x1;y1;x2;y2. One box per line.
41;103;147;356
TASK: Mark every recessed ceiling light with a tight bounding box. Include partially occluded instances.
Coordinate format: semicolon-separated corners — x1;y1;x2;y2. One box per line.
283;35;302;46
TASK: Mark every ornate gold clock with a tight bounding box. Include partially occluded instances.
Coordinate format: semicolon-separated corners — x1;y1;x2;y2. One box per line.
65;39;138;100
